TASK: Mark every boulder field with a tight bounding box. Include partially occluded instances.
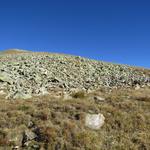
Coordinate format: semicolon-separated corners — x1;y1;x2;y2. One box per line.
0;49;150;99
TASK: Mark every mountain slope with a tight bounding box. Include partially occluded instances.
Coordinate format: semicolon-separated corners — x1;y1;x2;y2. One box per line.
0;49;31;54
0;49;149;99
0;49;150;150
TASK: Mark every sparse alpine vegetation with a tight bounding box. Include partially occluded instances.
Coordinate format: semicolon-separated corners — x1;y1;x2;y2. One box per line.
0;86;150;149
0;49;150;150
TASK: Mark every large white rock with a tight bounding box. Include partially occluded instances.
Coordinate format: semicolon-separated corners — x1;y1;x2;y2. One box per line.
85;113;105;130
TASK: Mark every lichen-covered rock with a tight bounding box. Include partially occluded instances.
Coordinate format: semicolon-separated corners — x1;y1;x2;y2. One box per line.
0;72;13;84
22;129;37;146
24;130;36;141
0;50;149;99
38;87;49;95
13;92;32;100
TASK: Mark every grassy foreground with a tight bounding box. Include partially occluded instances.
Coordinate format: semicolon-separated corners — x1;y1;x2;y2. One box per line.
0;87;150;150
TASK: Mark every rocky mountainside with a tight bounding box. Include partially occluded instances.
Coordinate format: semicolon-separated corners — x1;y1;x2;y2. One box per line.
0;49;150;99
0;49;150;150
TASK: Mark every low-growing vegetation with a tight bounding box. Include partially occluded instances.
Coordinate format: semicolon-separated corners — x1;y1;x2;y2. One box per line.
0;87;150;149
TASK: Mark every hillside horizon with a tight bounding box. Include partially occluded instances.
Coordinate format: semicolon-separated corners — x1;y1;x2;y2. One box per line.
0;48;149;70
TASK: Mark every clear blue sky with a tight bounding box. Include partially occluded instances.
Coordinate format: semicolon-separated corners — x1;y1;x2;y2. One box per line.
0;0;150;68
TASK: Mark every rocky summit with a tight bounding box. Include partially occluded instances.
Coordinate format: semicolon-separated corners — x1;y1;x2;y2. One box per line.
0;49;150;99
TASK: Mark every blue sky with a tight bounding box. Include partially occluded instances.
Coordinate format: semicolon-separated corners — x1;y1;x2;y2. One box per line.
0;0;150;68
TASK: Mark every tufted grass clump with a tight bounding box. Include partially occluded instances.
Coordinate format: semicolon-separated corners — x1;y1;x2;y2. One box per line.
71;91;86;99
17;105;31;111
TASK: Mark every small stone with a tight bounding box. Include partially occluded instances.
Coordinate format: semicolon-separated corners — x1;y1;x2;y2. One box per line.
28;121;34;128
94;96;105;102
63;93;72;100
24;129;37;141
135;84;140;90
32;144;40;149
13;146;19;149
14;92;32;99
23;141;31;147
0;90;5;95
39;87;49;95
85;113;105;130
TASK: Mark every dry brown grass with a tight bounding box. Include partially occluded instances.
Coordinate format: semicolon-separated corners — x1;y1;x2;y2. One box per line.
0;87;150;149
